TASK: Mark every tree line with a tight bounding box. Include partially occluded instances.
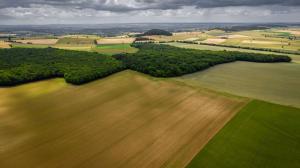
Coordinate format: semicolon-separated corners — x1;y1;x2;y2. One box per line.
0;44;291;86
114;43;291;77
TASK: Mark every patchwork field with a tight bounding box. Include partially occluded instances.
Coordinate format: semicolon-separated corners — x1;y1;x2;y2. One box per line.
187;100;300;168
145;32;207;42
223;29;300;52
92;44;138;55
275;29;300;36
175;61;300;108
167;42;300;63
0;71;247;168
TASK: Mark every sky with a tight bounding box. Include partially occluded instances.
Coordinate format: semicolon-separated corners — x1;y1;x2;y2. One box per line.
0;0;300;24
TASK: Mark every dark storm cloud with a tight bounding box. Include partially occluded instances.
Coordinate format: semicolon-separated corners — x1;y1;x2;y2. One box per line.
0;0;300;12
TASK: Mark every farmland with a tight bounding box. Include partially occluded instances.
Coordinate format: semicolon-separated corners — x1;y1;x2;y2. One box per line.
167;42;300;63
175;61;300;108
220;29;300;52
0;40;11;48
167;28;300;55
54;38;97;51
1;44;290;86
15;39;58;45
56;38;96;45
1;24;300;168
0;70;247;168
97;37;135;44
92;44;138;55
12;43;51;49
186;100;300;168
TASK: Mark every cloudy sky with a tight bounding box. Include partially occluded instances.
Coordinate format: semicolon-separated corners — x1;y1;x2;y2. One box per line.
0;0;300;24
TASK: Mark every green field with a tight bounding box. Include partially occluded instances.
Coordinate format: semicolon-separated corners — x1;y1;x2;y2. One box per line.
12;43;51;48
187;100;300;168
167;42;300;63
56;38;96;45
92;44;138;55
175;61;300;108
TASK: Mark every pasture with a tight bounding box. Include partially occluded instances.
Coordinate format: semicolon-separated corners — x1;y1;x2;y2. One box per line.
92;44;138;55
187;100;300;168
0;70;247;168
175;61;300;108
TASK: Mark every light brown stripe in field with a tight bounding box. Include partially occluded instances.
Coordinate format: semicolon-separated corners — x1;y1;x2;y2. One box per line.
0;71;246;168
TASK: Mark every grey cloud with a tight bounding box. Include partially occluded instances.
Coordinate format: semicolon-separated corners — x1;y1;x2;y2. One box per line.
0;0;300;12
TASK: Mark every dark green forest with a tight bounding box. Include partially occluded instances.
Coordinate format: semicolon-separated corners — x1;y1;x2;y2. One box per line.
143;29;173;36
0;48;124;86
0;44;291;86
116;43;291;77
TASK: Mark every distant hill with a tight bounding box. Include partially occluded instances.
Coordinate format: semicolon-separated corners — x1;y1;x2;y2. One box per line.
143;29;172;36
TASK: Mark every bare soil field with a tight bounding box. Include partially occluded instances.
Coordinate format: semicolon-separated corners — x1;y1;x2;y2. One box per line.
219;34;249;39
15;39;58;45
0;71;246;168
202;38;227;44
0;41;11;48
276;29;300;35
242;40;288;45
97;38;135;44
146;32;207;42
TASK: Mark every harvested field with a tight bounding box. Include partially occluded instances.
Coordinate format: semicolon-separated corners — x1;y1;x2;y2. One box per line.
0;71;246;168
277;29;300;35
242;40;288;45
97;38;135;44
218;34;249;39
202;38;226;44
173;32;204;36
15;39;58;45
145;32;207;42
0;41;11;48
185;37;200;41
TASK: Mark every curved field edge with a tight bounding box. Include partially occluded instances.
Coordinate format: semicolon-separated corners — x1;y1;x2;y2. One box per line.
0;43;291;86
174;61;300;108
186;100;300;168
0;70;248;168
166;42;300;63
